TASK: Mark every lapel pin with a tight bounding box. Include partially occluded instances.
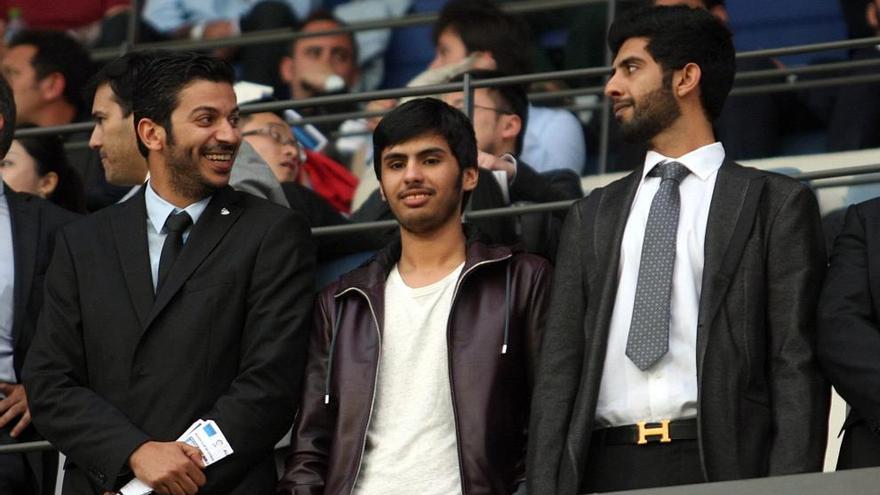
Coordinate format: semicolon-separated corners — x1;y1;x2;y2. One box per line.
220;208;230;216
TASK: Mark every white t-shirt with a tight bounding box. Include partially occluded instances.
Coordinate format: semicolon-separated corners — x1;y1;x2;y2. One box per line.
354;262;465;495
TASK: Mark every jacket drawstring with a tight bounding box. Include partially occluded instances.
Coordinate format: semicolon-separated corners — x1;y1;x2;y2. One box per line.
325;303;344;405
502;261;511;355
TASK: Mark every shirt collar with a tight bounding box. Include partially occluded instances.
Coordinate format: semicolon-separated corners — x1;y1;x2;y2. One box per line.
642;142;725;182
0;181;5;197
144;181;211;234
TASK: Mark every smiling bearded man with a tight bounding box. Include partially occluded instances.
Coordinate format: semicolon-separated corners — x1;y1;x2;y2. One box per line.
23;51;316;495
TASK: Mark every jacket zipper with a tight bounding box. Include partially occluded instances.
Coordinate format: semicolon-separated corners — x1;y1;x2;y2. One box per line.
335;287;382;495
446;254;512;495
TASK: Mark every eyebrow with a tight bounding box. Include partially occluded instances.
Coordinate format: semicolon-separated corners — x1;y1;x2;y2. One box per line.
188;105;240;117
616;56;643;68
382;147;447;163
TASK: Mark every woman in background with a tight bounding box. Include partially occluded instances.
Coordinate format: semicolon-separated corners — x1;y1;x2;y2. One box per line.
1;134;87;213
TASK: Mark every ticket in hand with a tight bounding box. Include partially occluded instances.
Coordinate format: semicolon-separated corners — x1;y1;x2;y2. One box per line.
119;419;234;495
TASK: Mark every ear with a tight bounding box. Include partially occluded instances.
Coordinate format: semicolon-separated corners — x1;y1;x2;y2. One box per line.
709;5;729;24
673;62;702;99
279;56;295;83
462;166;478;192
869;1;879;30
500;114;522;145
38;72;66;101
136;117;166;155
378;184;387;202
37;171;58;198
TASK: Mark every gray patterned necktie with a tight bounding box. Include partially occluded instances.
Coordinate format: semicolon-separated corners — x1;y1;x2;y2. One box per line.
626;161;691;370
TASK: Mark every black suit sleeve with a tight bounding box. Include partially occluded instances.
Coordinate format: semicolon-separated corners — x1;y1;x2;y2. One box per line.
527;201;590;494
201;211;316;491
23;229;152;490
819;203;880;431
765;184;829;473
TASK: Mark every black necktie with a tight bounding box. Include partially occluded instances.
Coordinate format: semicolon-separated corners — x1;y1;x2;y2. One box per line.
156;211;193;292
625;161;691;370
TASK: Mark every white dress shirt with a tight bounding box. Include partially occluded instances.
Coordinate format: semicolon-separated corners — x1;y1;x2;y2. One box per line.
595;142;725;427
0;182;15;384
144;182;211;292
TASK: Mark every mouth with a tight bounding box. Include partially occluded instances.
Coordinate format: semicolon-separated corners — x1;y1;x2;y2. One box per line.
202;147;236;173
613;101;633;117
398;188;434;207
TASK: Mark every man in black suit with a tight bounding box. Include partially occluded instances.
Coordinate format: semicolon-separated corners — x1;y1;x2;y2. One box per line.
818;198;880;468
0;69;78;495
528;6;828;494
23;51;316;495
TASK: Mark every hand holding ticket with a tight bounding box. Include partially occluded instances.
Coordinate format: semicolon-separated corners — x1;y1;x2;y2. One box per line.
120;419;234;495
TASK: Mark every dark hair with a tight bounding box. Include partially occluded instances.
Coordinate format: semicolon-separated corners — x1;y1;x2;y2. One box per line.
292;10;358;61
15;132;87;212
9;30;93;113
0;75;15;158
87;51;158;117
608;5;735;120
704;0;725;8
132;51;236;158
433;0;532;75
449;70;529;155
373;97;477;176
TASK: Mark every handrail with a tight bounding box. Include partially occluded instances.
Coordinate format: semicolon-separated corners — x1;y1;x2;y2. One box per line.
17;50;880;140
90;0;614;61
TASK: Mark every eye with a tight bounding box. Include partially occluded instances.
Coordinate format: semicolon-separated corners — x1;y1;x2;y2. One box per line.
196;115;215;126
424;157;441;166
385;160;405;170
626;63;638;73
228;114;240;128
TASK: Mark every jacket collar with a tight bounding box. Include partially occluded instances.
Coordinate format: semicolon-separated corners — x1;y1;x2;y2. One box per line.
334;225;513;298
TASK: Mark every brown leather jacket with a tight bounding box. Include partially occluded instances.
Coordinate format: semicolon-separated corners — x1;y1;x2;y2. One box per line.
279;238;552;495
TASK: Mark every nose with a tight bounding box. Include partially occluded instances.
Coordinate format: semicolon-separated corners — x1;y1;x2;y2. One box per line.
402;160;424;183
215;118;241;144
88;126;101;150
605;72;622;99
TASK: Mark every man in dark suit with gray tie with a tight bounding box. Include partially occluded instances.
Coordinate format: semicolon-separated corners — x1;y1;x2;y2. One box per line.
527;6;828;494
23;51;315;495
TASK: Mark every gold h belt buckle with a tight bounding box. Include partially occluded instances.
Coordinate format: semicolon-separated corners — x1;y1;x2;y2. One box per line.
636;419;672;445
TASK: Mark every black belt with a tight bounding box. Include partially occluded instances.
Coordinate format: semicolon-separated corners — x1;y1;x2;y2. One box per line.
594;418;697;445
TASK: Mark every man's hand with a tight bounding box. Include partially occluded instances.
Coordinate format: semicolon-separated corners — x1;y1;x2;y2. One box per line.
477;150;516;183
0;382;31;437
129;441;206;495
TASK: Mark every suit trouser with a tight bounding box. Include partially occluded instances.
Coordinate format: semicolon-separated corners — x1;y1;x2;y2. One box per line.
581;435;703;493
837;421;880;470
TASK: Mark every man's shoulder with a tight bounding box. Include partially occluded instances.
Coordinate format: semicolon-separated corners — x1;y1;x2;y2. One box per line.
7;189;80;228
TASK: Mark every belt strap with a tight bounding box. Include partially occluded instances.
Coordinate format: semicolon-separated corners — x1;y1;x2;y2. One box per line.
595;418;697;445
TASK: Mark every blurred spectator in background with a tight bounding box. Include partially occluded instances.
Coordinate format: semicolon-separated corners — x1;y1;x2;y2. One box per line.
144;0;316;89
87;51;150;194
242;109;385;261
427;0;586;175
1;30;90;127
279;11;361;132
0;1;162;48
0;30;128;211
2;133;86;212
243;108;357;213
825;0;880;150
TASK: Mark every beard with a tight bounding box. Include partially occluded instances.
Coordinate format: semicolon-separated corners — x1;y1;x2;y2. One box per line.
165;135;233;201
617;84;681;144
393;174;464;235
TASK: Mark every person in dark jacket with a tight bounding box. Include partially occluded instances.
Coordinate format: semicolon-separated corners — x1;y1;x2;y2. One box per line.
278;97;553;495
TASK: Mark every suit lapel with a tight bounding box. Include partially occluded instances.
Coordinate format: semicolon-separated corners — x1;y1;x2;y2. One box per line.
145;187;242;329
697;160;764;374
7;189;39;344
110;188;154;330
588;169;642;380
